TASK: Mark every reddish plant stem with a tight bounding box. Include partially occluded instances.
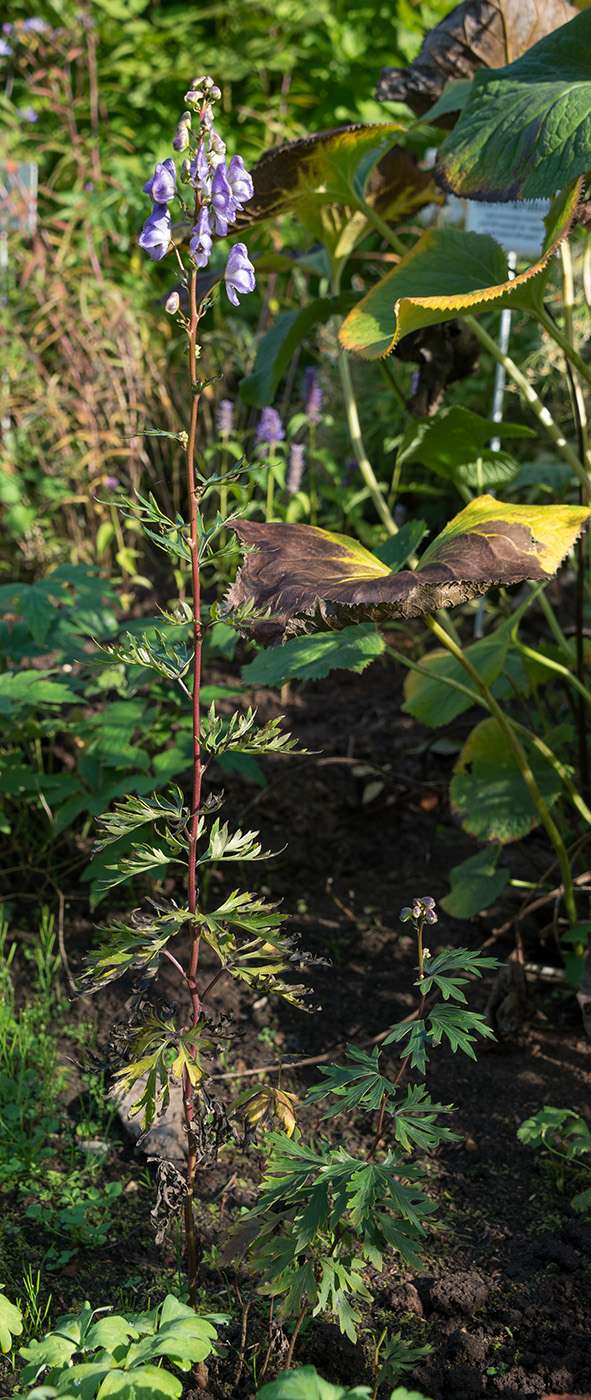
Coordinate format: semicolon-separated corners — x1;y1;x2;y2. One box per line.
183;256;204;1308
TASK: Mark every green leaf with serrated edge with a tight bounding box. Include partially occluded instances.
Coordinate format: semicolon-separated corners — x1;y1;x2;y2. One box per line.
390;1086;457;1152
93;789;188;853
338;181;581;360
436;8;591;200
0;1289;22;1353
428;1003;495;1058
450;715;565;842
440;847;509;919
200;705;302;757
396;406;534;490
0;671;83;717
227;496;590;645
242;625;385;687
383;1021;431;1074
240;297;356;407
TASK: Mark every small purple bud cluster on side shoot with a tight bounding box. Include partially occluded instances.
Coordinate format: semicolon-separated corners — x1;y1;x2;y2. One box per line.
400;896;438;977
138;74;256;304
216;399;234;439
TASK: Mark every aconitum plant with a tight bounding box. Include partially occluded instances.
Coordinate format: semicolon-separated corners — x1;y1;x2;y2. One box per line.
81;78;312;1309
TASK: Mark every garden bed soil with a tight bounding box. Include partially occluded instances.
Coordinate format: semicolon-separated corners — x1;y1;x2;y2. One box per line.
4;653;591;1400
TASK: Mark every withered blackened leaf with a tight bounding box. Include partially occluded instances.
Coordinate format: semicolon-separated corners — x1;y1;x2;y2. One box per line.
394;320;480;417
233;127;434;233
376;0;577;117
225;498;590;646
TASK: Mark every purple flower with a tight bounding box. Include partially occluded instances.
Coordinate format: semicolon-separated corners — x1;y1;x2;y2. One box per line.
217;399;234;437
173;122;190;152
18;106;38;122
287;442;305;495
138;202;172;261
105;476;120;490
189;207;213;268
224;242;256;306
143;157;177;204
211;164;237;236
22;17;50;30
256;406;285;448
207;121;227;166
0;37;12;55
227;155;254;208
190;145;210;194
303;367;323;424
165;290;180;314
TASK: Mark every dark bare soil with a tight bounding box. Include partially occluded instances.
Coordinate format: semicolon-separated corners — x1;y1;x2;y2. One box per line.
3;654;591;1400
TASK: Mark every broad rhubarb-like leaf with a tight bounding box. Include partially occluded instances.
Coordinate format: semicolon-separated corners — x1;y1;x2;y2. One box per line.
376;0;576;117
338;181;580;360
436;5;591;199
225;496;590;645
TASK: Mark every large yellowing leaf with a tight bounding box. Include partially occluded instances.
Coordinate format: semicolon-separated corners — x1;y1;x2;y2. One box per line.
338;180;580;359
225;496;590;645
234;126;439;268
376;0;577;116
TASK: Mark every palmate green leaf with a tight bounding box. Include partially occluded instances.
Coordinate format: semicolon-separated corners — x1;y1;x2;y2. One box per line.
107;630;193;682
201;889;287;940
436;7;591;200
450;716;565;842
227;496;590;645
97;839;186;896
348;1156;432;1234
0;671;83;718
428;1004;496;1058
200;704;303;757
241;625;385;687
390;1085;457;1153
96;1366;182;1400
198;817;275;865
78;911;188;994
305;1045;396;1118
362;1213;426;1273
338;181;581;359
418;948;499;1001
383;1020;431;1075
93;788;188;853
314;1258;371;1341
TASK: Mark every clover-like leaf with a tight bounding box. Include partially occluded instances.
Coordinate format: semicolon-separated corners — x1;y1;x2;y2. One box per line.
436;5;591;199
376;0;576;117
338;181;580;359
225;496;590;645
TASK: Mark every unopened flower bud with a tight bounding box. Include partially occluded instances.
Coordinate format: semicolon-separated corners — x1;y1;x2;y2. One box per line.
184;89;203;105
202;75;215;89
209;84;221;101
180;158;192;184
181;110;192;124
173;122;190;152
165;290;180;314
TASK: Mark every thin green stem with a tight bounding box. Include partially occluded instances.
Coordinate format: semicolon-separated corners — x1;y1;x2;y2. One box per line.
424;614;579;925
265;442;276;520
536;302;591;401
337;347;397;534
463;315;591;498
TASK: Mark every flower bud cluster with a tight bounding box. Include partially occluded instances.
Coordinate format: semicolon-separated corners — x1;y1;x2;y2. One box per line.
400;896;438;926
138;76;256;307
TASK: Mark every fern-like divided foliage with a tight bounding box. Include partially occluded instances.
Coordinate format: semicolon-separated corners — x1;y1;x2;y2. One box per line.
226;914;497;1342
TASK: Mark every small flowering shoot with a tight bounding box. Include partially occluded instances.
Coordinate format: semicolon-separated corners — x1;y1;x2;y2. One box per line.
83;76;314;1314
226;899;498;1347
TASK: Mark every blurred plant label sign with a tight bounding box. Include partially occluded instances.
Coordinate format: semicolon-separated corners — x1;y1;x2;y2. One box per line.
0;161;38;235
465;198;551;258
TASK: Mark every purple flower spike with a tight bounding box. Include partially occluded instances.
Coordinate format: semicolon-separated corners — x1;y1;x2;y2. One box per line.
211;164;237;236
138;202;172;261
22;17;50;31
287;442;305;495
143;157;177;204
217;399;234;437
224;242;256;306
189;207;213;268
256;406;285;447
227;154;254;208
304;367;323;424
